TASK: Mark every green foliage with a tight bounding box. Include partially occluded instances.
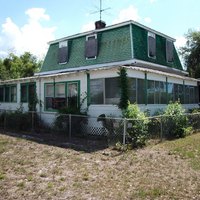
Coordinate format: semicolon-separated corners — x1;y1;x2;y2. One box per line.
123;104;149;148
53;93;88;135
179;29;200;78
0;52;42;80
163;102;191;139
118;67;129;110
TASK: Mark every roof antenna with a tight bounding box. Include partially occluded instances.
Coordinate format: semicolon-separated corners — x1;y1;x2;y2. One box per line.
92;0;111;29
91;0;111;21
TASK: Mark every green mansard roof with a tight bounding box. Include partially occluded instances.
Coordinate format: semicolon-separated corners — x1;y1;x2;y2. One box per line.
40;20;183;74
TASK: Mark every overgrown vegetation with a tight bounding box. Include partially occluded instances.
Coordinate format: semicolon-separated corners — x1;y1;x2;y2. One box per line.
162;101;192;139
0;104;41;132
123;103;149;148
53;93;88;135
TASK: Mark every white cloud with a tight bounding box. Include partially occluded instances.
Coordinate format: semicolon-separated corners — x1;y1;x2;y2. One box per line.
81;21;95;32
112;5;141;24
144;17;152;23
0;8;56;59
175;36;187;49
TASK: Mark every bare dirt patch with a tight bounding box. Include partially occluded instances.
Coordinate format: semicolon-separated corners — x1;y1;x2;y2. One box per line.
0;132;200;200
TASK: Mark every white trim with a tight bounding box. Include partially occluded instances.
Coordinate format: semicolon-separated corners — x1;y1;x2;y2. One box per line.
48;20;176;45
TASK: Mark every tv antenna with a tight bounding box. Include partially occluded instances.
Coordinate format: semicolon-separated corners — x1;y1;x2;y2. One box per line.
91;0;111;21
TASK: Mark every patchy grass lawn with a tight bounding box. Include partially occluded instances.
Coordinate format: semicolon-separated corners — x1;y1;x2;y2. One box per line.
0;132;200;200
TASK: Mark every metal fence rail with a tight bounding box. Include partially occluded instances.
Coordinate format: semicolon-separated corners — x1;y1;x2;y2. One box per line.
0;109;200;146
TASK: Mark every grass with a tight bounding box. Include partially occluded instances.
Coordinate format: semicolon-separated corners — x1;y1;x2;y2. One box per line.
0;132;200;199
160;133;200;170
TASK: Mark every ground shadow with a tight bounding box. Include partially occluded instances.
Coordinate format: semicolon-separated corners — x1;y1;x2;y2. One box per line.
0;129;109;153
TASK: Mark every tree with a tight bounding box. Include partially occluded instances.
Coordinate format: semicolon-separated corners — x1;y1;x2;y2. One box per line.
179;30;200;78
118;67;129;110
0;52;42;80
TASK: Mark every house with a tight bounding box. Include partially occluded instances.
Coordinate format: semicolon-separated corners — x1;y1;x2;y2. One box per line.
0;20;199;124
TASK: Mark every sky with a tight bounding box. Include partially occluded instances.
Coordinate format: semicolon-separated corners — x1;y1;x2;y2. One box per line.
0;0;199;59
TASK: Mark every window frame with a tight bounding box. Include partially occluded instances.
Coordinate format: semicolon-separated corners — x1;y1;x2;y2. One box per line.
0;84;17;103
20;82;36;103
44;81;80;112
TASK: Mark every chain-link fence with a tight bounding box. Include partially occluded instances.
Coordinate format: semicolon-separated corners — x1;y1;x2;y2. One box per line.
0;109;200;146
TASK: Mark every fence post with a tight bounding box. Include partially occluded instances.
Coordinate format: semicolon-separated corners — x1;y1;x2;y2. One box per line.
31;111;34;133
69;114;72;141
160;116;163;142
4;110;6;132
123;118;127;145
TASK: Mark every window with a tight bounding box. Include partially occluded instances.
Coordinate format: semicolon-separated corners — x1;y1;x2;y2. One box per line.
5;86;10;102
67;82;78;108
0;87;4;102
21;83;36;103
105;78;120;104
147;80;155;104
129;78;137;103
45;84;54;110
148;32;156;58
167;83;174;103
58;40;68;64
44;81;80;111
90;79;104;104
0;85;17;103
21;84;28;102
85;35;98;59
166;40;174;62
11;86;17;102
137;79;145;104
90;77;120;105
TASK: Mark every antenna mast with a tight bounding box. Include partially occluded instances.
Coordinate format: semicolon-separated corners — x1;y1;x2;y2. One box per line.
91;0;110;21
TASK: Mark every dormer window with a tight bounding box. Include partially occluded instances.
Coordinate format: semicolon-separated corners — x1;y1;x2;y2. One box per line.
166;40;174;62
58;40;68;64
85;34;98;60
148;32;156;58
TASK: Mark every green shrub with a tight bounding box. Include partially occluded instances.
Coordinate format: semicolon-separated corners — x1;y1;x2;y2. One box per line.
163;102;191;139
123;104;149;148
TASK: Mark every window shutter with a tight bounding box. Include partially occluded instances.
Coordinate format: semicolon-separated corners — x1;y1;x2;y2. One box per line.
166;40;174;62
85;37;98;59
148;36;156;57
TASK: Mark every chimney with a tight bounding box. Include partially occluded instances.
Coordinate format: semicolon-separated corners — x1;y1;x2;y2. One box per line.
95;20;106;29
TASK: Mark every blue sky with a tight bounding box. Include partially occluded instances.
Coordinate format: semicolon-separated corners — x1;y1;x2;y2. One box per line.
0;0;199;59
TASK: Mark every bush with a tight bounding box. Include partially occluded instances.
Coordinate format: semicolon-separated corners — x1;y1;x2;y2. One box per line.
163;102;191;139
123;104;149;148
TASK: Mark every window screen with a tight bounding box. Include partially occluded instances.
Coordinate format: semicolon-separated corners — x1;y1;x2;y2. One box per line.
105;78;120;104
90;79;104;104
